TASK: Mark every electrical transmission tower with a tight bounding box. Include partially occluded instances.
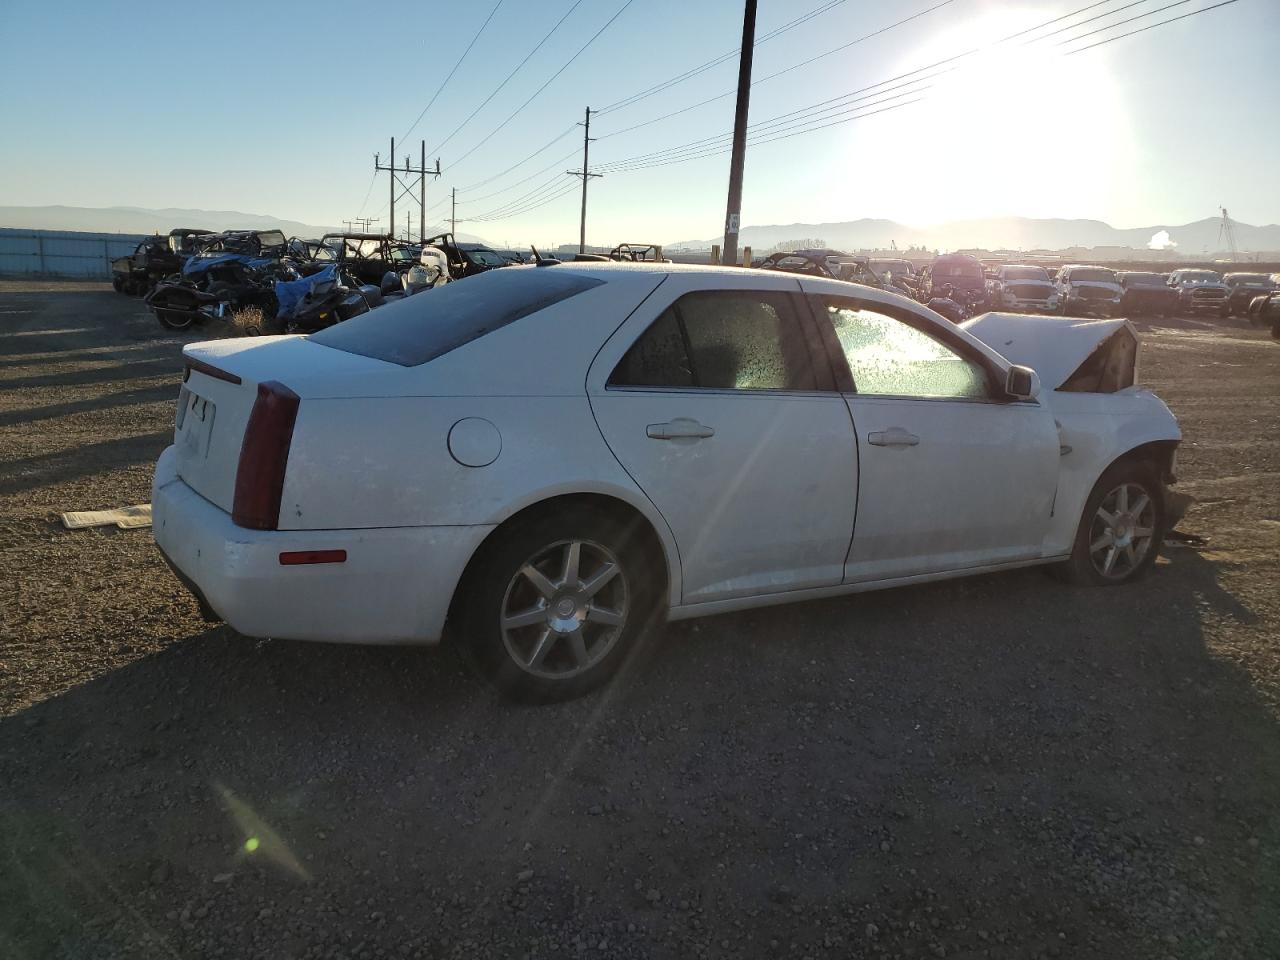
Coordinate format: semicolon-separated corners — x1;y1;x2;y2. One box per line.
1218;207;1238;261
375;138;441;242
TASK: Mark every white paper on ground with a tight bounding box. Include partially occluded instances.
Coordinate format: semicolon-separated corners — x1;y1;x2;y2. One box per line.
61;504;152;530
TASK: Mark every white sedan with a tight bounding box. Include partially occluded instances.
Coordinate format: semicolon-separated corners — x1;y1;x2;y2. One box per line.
153;263;1182;701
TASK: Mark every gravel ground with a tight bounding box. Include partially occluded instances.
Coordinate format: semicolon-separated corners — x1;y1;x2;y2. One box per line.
1;281;1278;960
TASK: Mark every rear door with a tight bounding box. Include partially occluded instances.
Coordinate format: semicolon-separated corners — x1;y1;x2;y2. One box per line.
587;273;858;605
802;288;1061;582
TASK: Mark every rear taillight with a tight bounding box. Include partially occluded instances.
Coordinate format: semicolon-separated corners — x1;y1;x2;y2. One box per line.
233;381;299;530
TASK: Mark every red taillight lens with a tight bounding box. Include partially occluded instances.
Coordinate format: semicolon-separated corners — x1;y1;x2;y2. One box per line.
232;381;299;530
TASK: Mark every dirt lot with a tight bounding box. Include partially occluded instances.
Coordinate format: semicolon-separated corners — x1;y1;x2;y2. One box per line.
1;281;1278;960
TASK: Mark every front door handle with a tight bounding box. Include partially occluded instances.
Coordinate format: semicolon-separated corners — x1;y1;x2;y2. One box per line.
647;418;715;442
867;427;920;447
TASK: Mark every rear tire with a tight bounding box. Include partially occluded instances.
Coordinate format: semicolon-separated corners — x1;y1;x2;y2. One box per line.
1054;461;1165;586
454;508;663;703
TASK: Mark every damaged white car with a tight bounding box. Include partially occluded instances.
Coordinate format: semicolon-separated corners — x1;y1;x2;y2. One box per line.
153;264;1182;701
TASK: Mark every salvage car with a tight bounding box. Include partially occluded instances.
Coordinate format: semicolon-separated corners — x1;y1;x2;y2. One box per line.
918;254;985;300
153;264;1182;702
985;264;1059;313
1056;265;1122;317
111;228;213;295
145;230;293;331
1168;269;1230;317
1117;271;1179;316
1222;272;1276;315
1246;289;1280;337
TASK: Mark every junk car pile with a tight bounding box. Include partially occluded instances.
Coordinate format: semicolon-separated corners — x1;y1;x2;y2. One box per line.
116;227;513;334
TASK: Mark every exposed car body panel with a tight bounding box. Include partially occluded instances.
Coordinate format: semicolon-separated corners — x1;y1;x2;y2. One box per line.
961;314;1134;390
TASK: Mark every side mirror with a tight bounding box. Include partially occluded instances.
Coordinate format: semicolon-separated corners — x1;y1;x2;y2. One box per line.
1005;364;1040;401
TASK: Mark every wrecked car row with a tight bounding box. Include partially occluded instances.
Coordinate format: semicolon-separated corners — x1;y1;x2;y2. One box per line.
755;247;1278;323
132;229;509;334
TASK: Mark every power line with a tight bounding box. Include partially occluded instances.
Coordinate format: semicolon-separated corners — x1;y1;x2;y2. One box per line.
402;0;505;142
1033;0;1163;41
595;0;854;116
472;181;583;223
1062;0;1238;51
353;170;378;217
600;89;930;174
595;0;954;145
455;0;949;207
455;126;579;193
597;0;1242;180
467;168;577;220
589;0;1155;176
456;147;582;204
426;0;586;157
445;0;636;170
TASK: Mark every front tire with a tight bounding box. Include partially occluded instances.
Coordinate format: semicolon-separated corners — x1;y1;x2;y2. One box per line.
455;508;662;702
155;309;196;331
1056;462;1165;586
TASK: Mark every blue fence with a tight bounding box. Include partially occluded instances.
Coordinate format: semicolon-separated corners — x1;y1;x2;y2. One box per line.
0;228;152;279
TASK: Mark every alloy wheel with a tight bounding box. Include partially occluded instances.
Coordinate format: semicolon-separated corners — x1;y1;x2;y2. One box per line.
1088;482;1157;580
500;539;629;680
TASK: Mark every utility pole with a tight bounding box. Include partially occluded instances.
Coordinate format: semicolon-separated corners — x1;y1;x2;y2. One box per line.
567;106;602;254
449;188;457;236
375;138;440;241
722;0;757;268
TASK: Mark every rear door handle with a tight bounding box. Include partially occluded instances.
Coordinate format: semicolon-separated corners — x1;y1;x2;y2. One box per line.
867;427;920;447
647;418;715;442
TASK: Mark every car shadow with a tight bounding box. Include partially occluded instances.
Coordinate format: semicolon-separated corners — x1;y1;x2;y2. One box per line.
1;548;1276;958
0;384;178;429
0;431;172;497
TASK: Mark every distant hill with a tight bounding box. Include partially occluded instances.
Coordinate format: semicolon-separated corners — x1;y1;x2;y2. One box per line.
0;205;490;244
671;216;1280;255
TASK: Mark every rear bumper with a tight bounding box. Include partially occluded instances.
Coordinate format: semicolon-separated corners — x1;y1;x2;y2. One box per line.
151;446;493;645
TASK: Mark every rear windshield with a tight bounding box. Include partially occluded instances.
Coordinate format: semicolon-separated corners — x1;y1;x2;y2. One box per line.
311;268;603;366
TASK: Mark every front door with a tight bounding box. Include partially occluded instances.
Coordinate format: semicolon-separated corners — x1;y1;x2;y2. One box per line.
588;276;858;605
805;291;1061;582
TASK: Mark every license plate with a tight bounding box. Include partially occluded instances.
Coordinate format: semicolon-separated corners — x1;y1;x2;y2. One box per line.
177;391;215;460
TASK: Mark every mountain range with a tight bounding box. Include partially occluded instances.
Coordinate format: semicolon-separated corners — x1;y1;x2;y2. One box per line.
2;205;1276;255
0;205;488;244
671;216;1280;254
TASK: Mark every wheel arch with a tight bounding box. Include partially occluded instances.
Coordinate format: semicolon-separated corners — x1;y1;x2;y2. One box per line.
447;489;680;634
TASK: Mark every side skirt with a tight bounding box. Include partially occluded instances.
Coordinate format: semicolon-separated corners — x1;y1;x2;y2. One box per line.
666;555;1070;622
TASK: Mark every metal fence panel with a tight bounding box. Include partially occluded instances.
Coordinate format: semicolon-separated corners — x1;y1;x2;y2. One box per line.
0;228;152;279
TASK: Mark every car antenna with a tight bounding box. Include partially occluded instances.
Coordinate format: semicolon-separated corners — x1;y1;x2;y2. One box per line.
531;245;560;267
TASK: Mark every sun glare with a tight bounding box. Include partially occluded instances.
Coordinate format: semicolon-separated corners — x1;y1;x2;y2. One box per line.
830;6;1136;231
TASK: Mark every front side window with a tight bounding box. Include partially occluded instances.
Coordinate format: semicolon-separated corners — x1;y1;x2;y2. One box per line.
821;300;990;400
609;290;820;392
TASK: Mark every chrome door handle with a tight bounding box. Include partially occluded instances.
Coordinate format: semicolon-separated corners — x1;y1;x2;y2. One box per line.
647;418;715;441
867;427;920;447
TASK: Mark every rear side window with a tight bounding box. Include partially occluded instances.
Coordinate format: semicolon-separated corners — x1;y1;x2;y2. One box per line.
311;269;603;366
609;291;821;392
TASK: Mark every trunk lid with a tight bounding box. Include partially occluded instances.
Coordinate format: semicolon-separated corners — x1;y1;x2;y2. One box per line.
173;335;391;512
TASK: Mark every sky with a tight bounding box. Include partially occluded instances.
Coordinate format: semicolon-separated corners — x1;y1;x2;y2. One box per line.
0;0;1275;247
